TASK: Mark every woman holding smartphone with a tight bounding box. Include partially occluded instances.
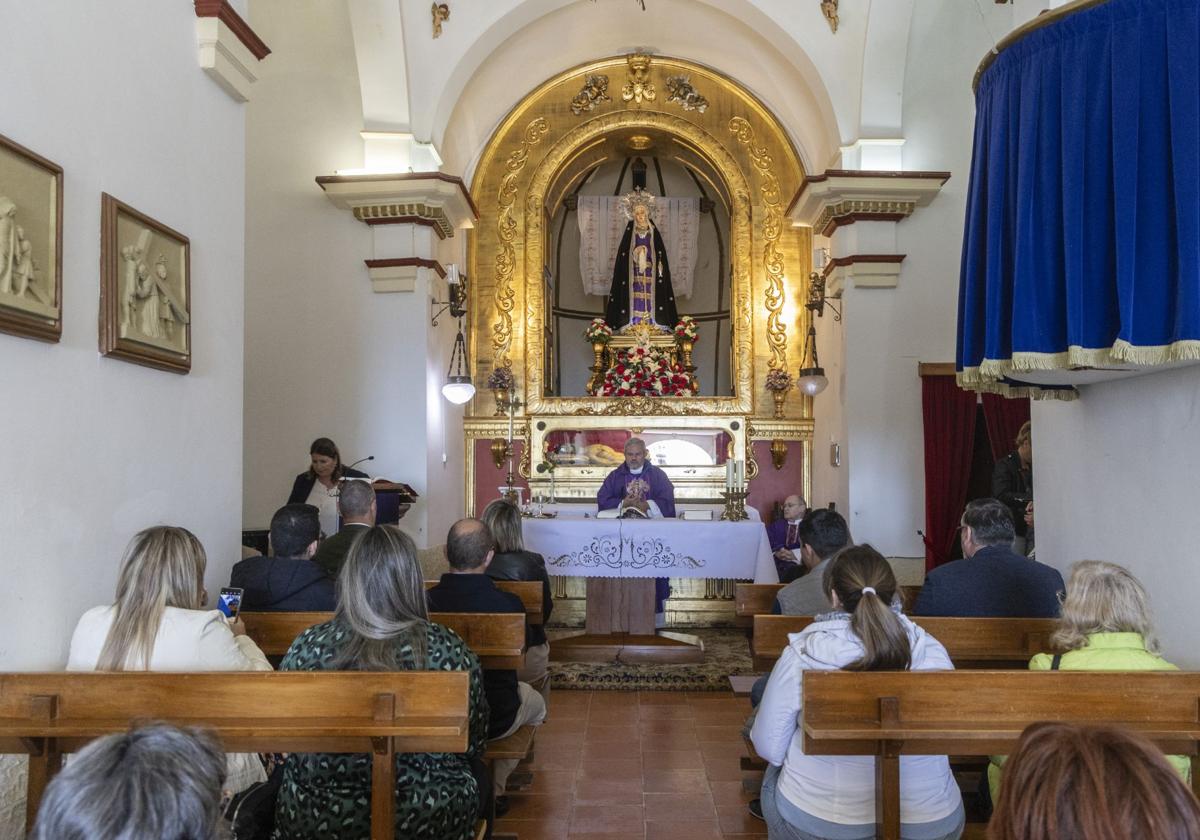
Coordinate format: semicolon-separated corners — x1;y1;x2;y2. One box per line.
67;526;272;793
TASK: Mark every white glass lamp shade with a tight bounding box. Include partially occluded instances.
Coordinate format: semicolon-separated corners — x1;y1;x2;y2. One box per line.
442;375;476;404
796;366;828;397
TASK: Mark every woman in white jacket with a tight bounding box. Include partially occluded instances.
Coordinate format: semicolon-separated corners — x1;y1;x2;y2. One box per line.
67;526;272;793
750;544;964;840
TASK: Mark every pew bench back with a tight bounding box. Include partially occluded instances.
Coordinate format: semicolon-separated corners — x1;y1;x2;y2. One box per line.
426;579;544;626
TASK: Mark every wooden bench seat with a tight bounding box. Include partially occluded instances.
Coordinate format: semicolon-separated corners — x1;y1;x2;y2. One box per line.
750;615;1057;671
802;670;1200;839
0;671;470;840
427;579;544;627
242;611;527;669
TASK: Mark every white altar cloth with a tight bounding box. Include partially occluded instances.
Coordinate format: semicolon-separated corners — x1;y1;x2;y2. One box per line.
522;515;778;583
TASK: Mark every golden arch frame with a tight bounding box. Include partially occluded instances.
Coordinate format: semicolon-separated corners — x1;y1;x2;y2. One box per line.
467;54;810;419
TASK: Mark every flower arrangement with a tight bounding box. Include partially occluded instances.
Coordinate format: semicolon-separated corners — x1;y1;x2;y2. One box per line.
765;368;794;392
486;365;515;390
584;318;613;344
600;346;694;396
673;316;699;343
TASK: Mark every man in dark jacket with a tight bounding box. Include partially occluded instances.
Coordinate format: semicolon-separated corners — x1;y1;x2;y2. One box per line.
230;504;335;612
913;498;1063;618
311;480;375;578
426;518;546;807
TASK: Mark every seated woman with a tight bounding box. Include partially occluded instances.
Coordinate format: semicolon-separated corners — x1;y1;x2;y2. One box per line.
481;498;554;701
989;722;1200;840
751;545;964;840
988;560;1189;801
29;723;227;840
273;525;490;840
67;526;271;793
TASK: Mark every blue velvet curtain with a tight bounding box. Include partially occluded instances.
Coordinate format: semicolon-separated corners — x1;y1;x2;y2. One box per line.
958;0;1200;397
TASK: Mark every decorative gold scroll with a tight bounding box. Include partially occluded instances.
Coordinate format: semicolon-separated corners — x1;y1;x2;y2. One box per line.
491;117;549;370
730;116;788;371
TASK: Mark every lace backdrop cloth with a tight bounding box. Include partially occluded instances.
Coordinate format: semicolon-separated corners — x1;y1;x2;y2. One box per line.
577;196;699;300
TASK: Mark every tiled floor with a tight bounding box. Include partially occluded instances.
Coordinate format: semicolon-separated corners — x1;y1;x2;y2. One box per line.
496;689;765;840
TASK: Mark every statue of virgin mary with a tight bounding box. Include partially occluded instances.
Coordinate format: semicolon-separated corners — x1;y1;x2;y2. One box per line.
603;188;679;332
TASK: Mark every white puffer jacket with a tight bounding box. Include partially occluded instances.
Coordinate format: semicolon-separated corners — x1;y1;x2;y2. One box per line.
750;611;962;827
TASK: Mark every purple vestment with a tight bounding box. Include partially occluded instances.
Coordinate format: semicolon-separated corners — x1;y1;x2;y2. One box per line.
766;519;804;552
597;462;676;518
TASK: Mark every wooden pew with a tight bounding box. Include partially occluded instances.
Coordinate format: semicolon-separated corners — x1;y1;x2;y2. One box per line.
734;583;784;627
242;611;527;669
426;579;545;627
801;670;1200;840
0;671;469;840
750;615;1058;671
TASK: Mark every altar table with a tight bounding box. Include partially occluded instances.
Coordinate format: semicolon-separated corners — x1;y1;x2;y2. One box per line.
522;515;779;584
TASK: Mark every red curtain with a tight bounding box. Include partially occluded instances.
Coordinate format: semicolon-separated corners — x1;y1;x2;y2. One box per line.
921;376;978;571
981;393;1031;462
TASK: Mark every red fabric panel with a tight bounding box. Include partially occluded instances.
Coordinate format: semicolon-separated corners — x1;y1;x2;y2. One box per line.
747;440;805;522
921;376;978;571
473;440;528;517
981;393;1031;462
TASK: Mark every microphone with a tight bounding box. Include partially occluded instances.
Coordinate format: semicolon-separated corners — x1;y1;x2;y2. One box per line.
344;455;375;475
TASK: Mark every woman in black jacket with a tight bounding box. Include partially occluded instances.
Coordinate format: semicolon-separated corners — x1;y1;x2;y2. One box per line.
287;437;368;537
481;498;553;700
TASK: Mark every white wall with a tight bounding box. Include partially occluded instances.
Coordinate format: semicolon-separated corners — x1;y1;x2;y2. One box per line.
1032;365;1200;667
244;0;466;546
0;2;246;834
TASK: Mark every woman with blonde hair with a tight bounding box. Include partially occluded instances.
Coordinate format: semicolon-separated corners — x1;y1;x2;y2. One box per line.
272;524;489;840
481;497;553;699
751;545;964;839
988;560;1188;800
67;526;271;792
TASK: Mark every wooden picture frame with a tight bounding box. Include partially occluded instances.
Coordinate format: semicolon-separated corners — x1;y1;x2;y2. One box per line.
0;133;63;342
99;193;191;373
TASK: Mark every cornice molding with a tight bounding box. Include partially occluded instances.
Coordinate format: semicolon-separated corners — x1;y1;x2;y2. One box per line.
193;1;270;102
787;170;950;233
317;172;478;237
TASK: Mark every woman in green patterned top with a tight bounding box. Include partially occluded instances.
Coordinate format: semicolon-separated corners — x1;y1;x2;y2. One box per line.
272;525;490;840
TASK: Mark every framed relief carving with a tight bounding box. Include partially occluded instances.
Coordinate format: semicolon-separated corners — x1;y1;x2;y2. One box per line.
100;193;191;373
0;133;63;342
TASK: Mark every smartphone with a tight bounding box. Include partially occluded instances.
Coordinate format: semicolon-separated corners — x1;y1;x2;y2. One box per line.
217;587;244;620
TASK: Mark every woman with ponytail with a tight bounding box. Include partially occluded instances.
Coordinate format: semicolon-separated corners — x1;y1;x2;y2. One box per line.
750;545;964;839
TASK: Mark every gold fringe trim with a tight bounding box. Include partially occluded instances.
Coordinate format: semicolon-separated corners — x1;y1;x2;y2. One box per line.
957;370;1080;401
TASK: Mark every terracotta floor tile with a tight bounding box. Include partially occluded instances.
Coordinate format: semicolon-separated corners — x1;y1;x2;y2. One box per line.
639;703;693;719
642;749;707;770
576;757;644;780
527;750;583;771
571;777;645;805
643;819;725;840
568;833;644;840
524;769;577;794
716;804;767;835
642;768;709;793
584;724;642;742
639;730;700;751
701;754;745;781
638;719;697;735
639;691;691;705
693;724;746;743
502;793;575;821
642;792;717;821
540;716;590;735
708;780;756;808
701;740;744;760
570;803;646;834
493;817;570;840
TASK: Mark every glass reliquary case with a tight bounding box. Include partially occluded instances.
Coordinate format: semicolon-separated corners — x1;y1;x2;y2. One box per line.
525;414;747;503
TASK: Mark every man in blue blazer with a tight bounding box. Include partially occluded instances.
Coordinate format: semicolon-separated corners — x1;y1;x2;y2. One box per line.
913;498;1063;618
231;504;336;612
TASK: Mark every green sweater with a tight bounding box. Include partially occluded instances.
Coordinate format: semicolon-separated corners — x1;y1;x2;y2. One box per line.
990;632;1189;801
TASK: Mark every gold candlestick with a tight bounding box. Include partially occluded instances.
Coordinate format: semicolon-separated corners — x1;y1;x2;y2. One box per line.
720;489;750;521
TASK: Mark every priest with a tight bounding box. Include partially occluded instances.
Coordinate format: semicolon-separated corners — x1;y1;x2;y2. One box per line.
597;437;676;518
597;437;675;627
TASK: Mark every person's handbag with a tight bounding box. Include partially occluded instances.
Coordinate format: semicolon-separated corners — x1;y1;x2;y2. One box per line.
224;764;284;840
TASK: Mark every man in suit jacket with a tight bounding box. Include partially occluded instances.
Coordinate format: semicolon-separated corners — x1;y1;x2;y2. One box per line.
913;497;1063;618
311;480;375;578
230;504;335;612
426;518;547;810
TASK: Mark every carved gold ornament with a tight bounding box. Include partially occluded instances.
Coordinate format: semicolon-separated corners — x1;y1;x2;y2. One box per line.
431;2;450;38
770;438;788;470
622;54;657;105
821;0;839;34
491;117;549;370
665;75;709;113
627;134;653;151
730;117;788;372
570;75;612;116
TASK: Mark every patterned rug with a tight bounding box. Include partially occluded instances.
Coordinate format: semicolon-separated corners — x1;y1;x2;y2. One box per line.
547;627;756;692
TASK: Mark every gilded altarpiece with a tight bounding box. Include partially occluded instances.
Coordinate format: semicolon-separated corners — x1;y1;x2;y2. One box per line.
464;56;815;624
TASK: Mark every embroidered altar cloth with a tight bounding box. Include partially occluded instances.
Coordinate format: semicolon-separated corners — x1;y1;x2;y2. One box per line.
522;515;778;583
